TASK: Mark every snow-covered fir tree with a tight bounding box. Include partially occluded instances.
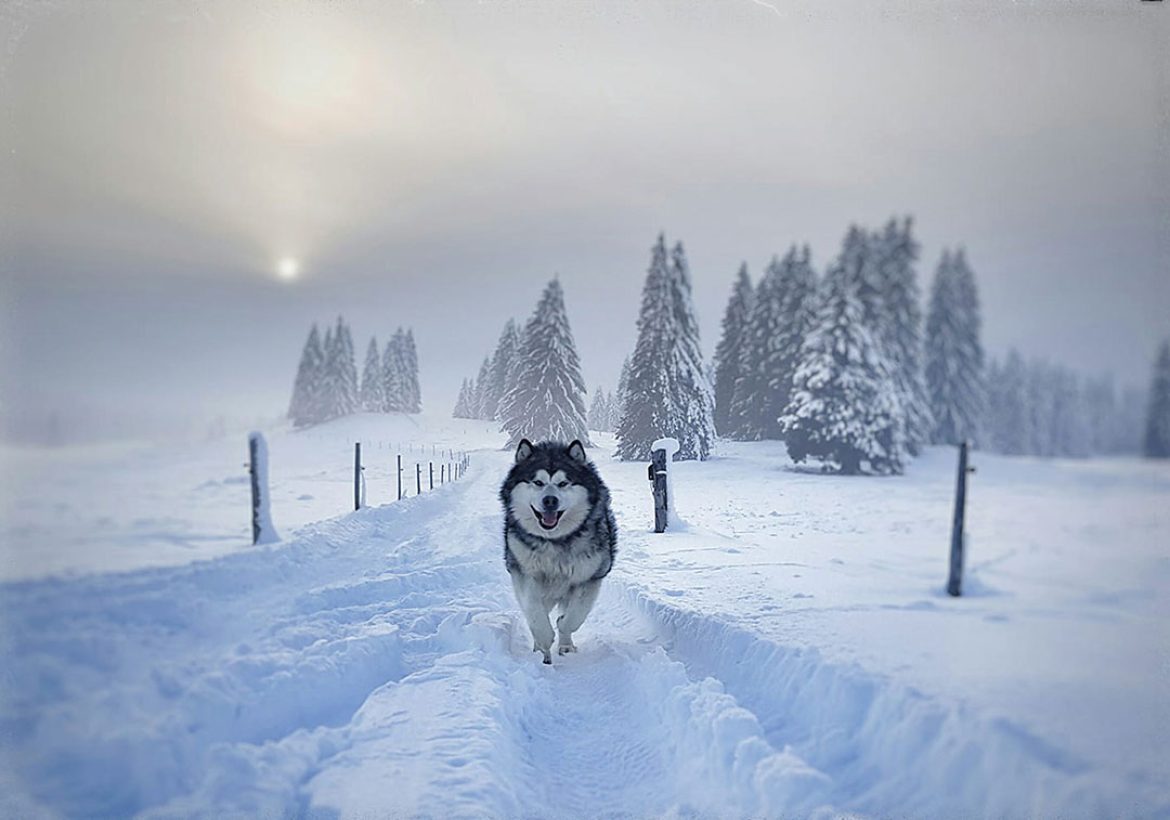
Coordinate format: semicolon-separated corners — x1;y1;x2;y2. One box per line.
779;246;904;475
452;378;474;419
288;324;324;427
403;329;422;413
359;336;385;412
1143;340;1170;458
616;234;715;461
728;257;786;440
483;320;520;422
712;263;754;436
587;388;612;433
473;356;492;419
499;278;592;448
667;241;717;459
873;217;933;455
984;349;1032;455
925;248;985;446
382;330;406;412
612;355;632;431
318;317;358;421
729;247;817;441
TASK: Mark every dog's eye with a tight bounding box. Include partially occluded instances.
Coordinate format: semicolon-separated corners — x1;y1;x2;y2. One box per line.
533;480;545;488
557;481;569;488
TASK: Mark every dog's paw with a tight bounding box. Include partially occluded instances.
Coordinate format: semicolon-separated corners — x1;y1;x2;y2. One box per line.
557;642;577;655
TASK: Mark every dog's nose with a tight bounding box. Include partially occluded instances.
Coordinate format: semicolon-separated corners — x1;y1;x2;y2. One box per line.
541;495;558;511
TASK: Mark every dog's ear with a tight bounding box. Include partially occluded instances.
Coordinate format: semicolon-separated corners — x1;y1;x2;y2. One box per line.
515;439;535;463
567;440;587;463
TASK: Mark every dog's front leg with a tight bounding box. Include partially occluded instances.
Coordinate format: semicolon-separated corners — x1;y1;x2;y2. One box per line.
556;579;601;655
511;572;554;664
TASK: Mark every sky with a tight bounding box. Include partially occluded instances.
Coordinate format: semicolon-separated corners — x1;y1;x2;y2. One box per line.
1;0;1167;443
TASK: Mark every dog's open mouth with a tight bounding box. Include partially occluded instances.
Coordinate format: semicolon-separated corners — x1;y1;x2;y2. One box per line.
532;506;564;530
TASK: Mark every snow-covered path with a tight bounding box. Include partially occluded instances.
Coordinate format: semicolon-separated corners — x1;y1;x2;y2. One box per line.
3;430;1167;818
2;450;833;819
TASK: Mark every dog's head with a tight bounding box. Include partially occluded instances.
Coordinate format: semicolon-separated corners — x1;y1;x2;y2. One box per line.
501;439;595;539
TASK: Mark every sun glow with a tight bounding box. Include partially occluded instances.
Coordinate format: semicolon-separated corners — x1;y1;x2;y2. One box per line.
277;257;300;281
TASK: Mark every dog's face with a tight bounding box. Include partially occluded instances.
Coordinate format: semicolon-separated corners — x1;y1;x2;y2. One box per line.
505;439;591;539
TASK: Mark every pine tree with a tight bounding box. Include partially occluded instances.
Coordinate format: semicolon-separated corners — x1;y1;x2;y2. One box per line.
483;320;520;421
403;329;422;413
359;336;385;412
288;324;324;427
873;217;933;455
319;318;357;421
712;263;754;436
667;241;717;459
925;248;984;446
613;356;632;431
616;237;674;461
729;257;786;440
767;245;819;438
336;317;358;417
986;349;1032;455
453;378;474;419
588;388;612;433
1143;340;1170;458
779;245;904;475
499;279;592;448
382;329;406;412
473;356;492;419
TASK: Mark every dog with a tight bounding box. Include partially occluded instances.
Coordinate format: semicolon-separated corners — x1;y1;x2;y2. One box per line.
499;438;617;664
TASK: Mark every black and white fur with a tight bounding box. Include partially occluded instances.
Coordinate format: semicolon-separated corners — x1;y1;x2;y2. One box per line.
500;438;617;664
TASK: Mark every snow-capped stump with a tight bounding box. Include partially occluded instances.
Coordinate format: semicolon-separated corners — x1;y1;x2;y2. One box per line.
247;432;280;545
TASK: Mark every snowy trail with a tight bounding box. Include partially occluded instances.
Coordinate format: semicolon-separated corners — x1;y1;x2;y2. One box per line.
2;451;832;819
4;443;1164;818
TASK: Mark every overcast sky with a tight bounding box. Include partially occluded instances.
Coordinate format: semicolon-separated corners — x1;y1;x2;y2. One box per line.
1;0;1167;442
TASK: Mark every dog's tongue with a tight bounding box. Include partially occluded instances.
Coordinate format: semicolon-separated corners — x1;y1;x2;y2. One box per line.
541;510;559;527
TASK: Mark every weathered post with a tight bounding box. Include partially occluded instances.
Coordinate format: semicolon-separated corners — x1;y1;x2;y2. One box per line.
248;432;279;545
648;448;669;533
441;464;445;485
354;442;363;511
947;440;976;596
397;454;403;501
429;462;434;490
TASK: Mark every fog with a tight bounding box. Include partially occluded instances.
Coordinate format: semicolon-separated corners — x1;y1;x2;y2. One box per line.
2;0;1167;443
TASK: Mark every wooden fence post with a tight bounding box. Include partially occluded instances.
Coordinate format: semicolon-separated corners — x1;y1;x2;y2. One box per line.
248;432;279;545
648;446;668;533
947;440;975;596
441;464;445;485
429;462;434;490
354;442;362;511
397;454;403;501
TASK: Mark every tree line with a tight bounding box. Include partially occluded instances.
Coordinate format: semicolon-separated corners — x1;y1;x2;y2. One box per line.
288;317;421;428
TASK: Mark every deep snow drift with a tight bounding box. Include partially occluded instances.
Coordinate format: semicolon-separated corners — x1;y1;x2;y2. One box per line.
1;413;1167;818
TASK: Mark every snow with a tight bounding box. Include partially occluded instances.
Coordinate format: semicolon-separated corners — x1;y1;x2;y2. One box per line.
2;415;1168;818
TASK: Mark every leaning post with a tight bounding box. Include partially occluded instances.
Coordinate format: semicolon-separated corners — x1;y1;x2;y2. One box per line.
248;432;279;545
946;440;976;596
354;442;362;511
397;454;403;501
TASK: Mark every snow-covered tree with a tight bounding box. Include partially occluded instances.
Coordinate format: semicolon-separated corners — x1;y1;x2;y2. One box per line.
1144;340;1170;458
873;217;933;455
318;316;358;421
473;356;492;419
779;245;904;475
587;388;612;433
382;330;406;413
984;349;1032;455
668;241;717;459
729;247;817;441
612;356;632;431
712;263;754;436
616;235;715;461
499;278;592;448
925;248;984;446
403;329;422;413
359;336;385;412
288;324;324;427
483;320;520;422
453;378;474;419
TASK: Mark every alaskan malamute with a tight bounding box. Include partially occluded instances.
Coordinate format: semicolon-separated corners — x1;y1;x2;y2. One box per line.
499;439;617;664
